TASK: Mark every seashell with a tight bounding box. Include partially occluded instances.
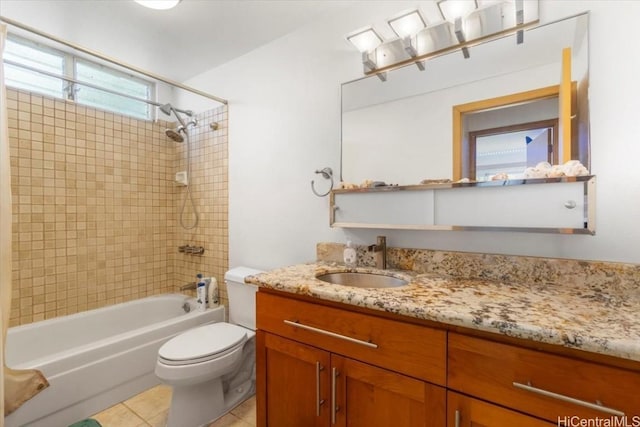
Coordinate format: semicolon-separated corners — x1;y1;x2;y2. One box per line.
561;160;589;177
536;161;552;170
549;165;565;178
339;182;358;189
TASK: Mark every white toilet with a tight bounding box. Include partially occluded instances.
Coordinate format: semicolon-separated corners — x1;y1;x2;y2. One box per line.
155;267;263;427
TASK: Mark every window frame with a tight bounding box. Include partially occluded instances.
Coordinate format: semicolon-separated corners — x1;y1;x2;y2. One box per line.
3;33;156;121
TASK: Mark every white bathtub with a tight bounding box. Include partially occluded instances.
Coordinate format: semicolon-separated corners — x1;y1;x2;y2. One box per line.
5;294;225;427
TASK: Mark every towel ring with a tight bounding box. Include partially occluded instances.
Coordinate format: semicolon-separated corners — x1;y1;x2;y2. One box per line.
311;167;334;197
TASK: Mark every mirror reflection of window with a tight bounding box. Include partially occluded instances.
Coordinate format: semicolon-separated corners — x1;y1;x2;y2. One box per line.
470;119;557;181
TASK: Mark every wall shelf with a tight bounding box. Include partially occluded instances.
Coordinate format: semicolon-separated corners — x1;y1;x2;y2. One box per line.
329;176;596;234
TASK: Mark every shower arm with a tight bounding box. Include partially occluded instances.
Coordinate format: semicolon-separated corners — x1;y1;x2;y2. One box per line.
160;103;194;129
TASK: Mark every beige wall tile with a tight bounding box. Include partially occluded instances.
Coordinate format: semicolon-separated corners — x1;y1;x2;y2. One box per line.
8;88;228;325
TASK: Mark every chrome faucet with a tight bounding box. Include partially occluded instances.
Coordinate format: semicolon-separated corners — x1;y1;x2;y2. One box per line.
367;235;387;270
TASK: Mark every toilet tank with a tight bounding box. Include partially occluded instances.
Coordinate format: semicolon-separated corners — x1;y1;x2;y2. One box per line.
224;267;264;330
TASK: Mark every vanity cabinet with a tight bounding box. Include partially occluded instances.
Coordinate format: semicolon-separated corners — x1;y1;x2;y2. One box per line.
256;290;640;427
256;291;447;427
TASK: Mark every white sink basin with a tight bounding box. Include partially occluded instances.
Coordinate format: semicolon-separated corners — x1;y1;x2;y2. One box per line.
316;272;409;288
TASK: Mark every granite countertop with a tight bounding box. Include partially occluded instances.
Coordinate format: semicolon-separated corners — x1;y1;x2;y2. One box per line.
247;262;640;363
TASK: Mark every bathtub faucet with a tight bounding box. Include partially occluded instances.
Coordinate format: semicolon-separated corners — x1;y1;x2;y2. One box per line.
180;282;197;291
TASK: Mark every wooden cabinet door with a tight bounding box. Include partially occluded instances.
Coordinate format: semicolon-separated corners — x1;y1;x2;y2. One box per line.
447;391;553;427
258;332;330;427
332;354;446;427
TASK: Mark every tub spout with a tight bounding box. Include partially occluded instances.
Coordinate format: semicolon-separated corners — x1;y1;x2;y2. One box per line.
180;281;197;291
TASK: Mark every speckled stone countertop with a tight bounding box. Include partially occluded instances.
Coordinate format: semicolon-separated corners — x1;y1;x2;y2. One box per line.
247;261;640;362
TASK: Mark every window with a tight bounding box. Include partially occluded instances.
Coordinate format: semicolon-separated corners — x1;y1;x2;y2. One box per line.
469;119;558;181
4;35;66;99
3;34;154;120
75;60;151;119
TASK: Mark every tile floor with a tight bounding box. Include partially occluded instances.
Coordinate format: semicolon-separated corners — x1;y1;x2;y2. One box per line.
91;385;256;427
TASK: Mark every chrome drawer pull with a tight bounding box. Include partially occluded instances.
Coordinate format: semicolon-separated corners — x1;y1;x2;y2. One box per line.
316;361;324;417
284;319;378;349
454;409;461;427
512;381;625;417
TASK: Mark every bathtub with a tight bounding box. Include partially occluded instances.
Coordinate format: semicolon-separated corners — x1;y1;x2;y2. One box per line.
5;294;225;427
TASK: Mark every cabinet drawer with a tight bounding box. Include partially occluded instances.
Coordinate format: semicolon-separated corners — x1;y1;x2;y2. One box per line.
257;292;446;385
447;391;554;427
448;333;640;422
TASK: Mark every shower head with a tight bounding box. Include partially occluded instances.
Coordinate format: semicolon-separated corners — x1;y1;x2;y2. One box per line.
165;127;184;143
165;118;197;142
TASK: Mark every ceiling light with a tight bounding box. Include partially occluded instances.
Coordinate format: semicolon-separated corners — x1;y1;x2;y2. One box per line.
346;27;383;53
134;0;182;10
437;0;478;23
388;10;427;39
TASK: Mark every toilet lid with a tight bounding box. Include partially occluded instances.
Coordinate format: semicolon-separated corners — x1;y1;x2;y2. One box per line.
159;323;248;363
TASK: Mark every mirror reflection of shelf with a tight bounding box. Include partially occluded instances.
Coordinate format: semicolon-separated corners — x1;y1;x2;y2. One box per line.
329;176;595;235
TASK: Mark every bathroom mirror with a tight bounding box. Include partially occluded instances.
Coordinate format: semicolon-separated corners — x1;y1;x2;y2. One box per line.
341;13;589;185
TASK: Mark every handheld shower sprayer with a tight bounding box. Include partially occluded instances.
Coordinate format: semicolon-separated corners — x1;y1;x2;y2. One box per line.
159;102;200;230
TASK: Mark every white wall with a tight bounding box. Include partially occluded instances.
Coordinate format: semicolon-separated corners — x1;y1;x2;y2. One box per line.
185;0;640;268
5;0;637;268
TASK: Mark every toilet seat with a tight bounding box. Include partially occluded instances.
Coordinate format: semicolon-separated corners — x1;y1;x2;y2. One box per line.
158;323;248;366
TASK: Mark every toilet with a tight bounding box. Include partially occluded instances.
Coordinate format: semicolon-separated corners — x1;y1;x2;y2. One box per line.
155;267;263;427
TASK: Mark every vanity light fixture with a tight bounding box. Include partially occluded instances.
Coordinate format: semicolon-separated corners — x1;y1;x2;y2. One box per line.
346;27;387;81
403;37;426;70
437;0;478;23
346;27;383;53
388;10;426;39
454;17;471;58
134;0;182;10
515;0;525;44
361;51;377;71
346;0;538;78
438;0;477;59
361;51;387;81
388;10;427;71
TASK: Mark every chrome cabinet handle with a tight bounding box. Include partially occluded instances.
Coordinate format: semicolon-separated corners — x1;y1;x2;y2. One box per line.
331;367;339;425
316;362;324;417
284;319;378;349
512;381;625;417
454;409;460;427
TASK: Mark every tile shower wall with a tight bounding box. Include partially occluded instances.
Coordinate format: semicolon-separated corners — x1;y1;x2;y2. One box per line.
7;88;229;326
171;106;230;307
